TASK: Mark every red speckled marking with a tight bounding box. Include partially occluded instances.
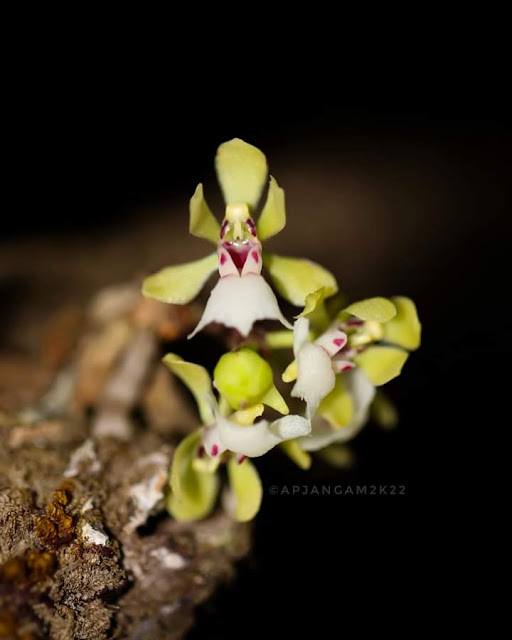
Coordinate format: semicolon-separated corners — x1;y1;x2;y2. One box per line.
238;455;247;465
220;253;227;265
342;364;354;371
333;337;346;347
197;445;205;458
211;444;219;456
252;251;259;263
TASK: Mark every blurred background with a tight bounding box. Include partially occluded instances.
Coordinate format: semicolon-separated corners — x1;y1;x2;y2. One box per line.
1;57;509;636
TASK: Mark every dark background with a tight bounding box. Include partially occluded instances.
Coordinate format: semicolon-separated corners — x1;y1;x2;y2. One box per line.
2;50;509;636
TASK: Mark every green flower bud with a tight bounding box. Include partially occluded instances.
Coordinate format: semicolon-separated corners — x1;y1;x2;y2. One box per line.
214;348;287;413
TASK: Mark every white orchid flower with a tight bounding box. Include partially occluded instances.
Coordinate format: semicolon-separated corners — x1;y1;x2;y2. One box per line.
163;353;310;463
283;317;354;418
142;138;338;338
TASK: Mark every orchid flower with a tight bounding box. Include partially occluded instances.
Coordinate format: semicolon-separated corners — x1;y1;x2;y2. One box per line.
280;291;421;454
163;350;310;522
142;138;338;338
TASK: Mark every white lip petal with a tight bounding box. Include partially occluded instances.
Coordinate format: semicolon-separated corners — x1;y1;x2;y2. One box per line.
292;342;336;418
293;317;310;358
188;274;292;338
298;368;376;451
202;423;227;458
216;413;310;458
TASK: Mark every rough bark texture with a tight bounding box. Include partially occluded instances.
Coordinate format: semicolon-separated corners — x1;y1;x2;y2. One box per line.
0;284;251;640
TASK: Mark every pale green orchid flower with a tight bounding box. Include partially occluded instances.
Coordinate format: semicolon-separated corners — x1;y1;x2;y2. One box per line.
163;349;310;522
280;292;421;453
142;138;338;338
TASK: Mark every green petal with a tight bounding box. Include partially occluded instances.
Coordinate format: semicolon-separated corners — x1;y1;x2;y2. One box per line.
383;296;421;350
263;253;338;307
257;176;286;241
142;253;218;304
260;385;289;415
355;346;409;386
317;377;354;429
280;439;312;470
189;184;220;244
167;430;219;522
295;287;331;331
282;360;297;383
227;456;263;522
317;444;355;469
215;138;268;208
343;297;396;323
232;404;265;426
371;390;399;429
162;353;214;424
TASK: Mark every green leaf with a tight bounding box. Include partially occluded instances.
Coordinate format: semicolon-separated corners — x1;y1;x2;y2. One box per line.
142;253;218;304
189;183;220;243
227;457;263;522
343;297;396;323
382;296;421;350
280;440;312;470
162;353;214;424
355;346;409;386
263;253;338;307
167;430;219;522
215;138;268;208
257;176;286;241
317;377;354;429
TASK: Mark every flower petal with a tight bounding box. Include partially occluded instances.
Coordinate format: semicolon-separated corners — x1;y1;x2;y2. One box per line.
299;369;375;451
263;253;338;307
293;317;311;358
265;330;295;349
260;385;289;415
317;377;354;430
167;430;219;522
232;404;265;425
188;273;292;338
227;456;263;522
162;353;215;424
215;138;268;209
382;296;421;350
292;342;336;418
314;326;347;357
257;176;286;241
342;297;397;323
355;346;409;386
189;183;220;244
216;413;310;458
142;253;218;304
279;440;312;470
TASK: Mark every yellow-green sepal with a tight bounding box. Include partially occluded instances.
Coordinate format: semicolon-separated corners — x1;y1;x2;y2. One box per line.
162;353;214;424
371;390;399;429
263;253;338;307
260;385;289;415
167;430;219;522
142;253;218;304
317;377;354;429
227;456;263;522
295;287;331;331
280;439;312;470
342;297;396;323
189;183;220;243
355;346;409;386
282;360;297;383
231;404;265;426
257;176;286;241
317;444;355;469
215;138;268;208
382;296;421;350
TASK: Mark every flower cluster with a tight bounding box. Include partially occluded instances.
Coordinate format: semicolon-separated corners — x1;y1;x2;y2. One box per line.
142;139;421;522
